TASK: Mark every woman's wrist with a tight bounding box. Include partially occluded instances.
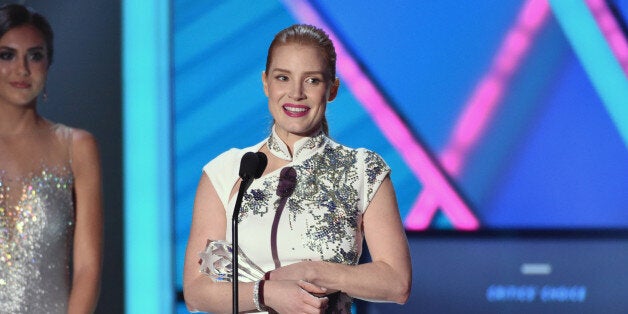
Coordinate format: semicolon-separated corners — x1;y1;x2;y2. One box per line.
305;260;320;283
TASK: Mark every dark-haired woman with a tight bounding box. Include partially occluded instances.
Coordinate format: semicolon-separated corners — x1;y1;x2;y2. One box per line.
0;4;102;313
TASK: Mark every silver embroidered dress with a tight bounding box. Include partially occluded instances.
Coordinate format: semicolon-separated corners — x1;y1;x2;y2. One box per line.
0;123;75;313
200;127;390;313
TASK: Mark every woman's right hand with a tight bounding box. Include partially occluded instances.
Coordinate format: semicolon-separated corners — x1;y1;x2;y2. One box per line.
264;279;329;314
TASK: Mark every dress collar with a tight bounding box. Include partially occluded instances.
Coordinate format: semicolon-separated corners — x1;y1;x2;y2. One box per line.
266;125;326;162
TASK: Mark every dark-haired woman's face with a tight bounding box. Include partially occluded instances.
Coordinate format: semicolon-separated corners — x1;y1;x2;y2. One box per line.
0;25;48;108
262;43;338;143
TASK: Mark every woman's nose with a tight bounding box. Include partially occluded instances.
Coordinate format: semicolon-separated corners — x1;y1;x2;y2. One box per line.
17;57;31;76
288;82;305;100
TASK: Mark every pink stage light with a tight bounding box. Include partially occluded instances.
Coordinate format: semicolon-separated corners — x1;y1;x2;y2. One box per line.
585;0;628;77
405;0;551;230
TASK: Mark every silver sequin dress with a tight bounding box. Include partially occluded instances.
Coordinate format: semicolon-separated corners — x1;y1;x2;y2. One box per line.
0;123;75;313
202;127;390;313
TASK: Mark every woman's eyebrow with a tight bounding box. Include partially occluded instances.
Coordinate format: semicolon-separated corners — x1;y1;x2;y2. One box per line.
271;68;325;76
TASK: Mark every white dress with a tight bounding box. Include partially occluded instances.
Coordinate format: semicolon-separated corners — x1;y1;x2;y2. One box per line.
200;127;390;313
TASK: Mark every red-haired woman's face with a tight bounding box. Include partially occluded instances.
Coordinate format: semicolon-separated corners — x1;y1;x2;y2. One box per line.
0;25;48;108
263;43;338;144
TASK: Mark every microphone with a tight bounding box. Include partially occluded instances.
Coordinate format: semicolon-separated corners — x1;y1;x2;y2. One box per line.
271;167;297;268
276;166;297;198
254;152;268;179
237;152;261;191
232;151;267;314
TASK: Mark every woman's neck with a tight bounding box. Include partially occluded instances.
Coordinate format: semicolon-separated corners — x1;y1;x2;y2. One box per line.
272;125;323;157
273;131;300;157
0;105;45;135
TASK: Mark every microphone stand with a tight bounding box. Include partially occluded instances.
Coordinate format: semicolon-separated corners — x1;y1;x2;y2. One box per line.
232;180;250;314
231;151;267;313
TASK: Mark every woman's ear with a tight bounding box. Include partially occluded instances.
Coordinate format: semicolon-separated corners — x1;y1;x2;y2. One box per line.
261;71;269;97
328;78;340;102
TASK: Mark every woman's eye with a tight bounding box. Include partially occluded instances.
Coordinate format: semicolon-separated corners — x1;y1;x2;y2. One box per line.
275;75;288;82
306;77;321;84
0;51;14;60
28;51;45;62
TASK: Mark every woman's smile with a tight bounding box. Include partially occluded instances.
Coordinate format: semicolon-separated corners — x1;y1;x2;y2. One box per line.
283;103;309;117
10;81;31;89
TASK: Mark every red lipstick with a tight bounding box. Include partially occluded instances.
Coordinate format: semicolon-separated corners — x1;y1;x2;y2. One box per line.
282;103;309;118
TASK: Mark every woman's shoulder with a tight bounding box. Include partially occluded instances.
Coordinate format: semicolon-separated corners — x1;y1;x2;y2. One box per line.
37;122;100;175
327;140;391;177
49;123;99;165
328;139;385;161
50;123;96;145
204;140;266;172
208;147;243;167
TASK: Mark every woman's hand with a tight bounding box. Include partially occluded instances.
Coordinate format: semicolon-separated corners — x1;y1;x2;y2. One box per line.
264;280;329;314
267;261;316;282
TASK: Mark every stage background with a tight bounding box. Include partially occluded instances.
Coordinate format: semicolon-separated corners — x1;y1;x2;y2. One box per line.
16;0;628;313
171;0;628;313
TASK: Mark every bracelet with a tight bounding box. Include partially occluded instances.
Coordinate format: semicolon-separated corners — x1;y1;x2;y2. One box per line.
259;280;267;310
253;280;270;312
253;280;263;311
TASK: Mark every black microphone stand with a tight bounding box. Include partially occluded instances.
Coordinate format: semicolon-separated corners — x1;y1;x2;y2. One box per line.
231;152;267;314
232;180;249;314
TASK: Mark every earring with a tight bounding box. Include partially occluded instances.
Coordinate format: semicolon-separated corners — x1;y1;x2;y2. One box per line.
42;87;48;102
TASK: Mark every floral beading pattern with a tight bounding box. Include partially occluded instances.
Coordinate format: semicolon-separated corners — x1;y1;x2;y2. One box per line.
205;126;390;313
240;129;389;264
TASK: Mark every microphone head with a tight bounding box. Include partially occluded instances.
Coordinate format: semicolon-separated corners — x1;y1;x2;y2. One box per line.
254;152;268;179
239;152;259;181
276;166;297;197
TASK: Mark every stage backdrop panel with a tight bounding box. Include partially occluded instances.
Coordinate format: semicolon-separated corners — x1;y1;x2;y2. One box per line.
173;0;628;312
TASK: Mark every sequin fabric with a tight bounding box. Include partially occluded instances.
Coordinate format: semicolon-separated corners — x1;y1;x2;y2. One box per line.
203;127;390;313
0;124;74;313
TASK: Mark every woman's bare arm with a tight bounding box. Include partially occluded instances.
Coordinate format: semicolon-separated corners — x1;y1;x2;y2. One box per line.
68;130;103;314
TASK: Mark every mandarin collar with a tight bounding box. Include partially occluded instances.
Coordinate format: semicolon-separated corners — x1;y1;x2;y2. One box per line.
266;125;326;162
